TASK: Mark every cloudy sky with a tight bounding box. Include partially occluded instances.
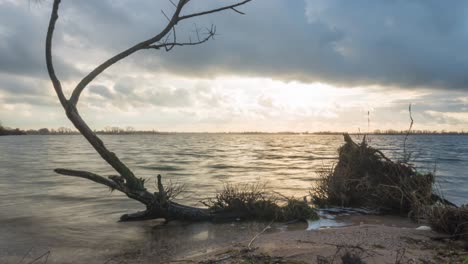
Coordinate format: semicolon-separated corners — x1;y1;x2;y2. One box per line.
1;0;467;132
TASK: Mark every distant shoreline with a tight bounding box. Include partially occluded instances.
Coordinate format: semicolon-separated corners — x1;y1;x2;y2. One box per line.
2;131;468;136
2;124;467;136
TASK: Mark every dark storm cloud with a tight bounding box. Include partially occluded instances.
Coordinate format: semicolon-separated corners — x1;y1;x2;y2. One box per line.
0;1;81;80
150;1;349;83
2;0;468;104
0;74;56;107
151;0;468;90
54;0;465;91
0;75;43;95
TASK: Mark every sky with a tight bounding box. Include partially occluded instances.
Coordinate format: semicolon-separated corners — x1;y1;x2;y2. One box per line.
0;0;467;132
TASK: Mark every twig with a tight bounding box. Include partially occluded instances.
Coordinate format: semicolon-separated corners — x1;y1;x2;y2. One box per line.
374;149;392;162
248;220;274;249
17;247;33;264
368;110;370;135
178;0;252;21
403;104;414;162
26;250;50;264
272;191;291;201
168;0;177;8
395;248;406;264
231;7;245;15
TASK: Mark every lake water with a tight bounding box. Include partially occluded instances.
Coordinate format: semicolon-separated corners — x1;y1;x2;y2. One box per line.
0;134;467;263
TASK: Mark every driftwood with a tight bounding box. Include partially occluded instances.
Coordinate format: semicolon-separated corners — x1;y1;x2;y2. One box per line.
46;0;254;222
54;169;212;221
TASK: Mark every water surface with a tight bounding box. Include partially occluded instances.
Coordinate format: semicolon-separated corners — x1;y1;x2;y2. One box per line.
0;134;466;262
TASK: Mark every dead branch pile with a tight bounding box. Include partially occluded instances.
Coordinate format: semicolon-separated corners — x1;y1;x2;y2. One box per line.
203;183;319;222
310;134;468;242
311;134;435;216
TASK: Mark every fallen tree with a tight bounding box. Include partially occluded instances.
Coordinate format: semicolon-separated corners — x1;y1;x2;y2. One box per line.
45;0;318;223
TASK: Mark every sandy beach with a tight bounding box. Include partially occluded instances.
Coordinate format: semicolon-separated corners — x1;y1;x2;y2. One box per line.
98;215;467;264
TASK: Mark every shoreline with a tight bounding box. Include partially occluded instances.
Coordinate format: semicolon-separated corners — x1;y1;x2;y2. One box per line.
2;214;467;263
114;215;467;264
3;133;468;136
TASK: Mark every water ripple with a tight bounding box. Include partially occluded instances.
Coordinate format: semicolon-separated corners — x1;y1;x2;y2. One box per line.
0;134;467;260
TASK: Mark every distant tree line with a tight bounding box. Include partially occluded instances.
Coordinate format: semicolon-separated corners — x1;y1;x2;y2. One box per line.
0;122;26;135
289;130;468;135
98;126;137;134
26;126;143;135
371;129;467;135
25;127;78;135
1;121;467;136
0;122;165;136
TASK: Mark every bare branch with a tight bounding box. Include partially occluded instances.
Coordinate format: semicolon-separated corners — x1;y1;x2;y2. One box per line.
169;0;177;8
166;24;177;52
179;0;252;21
54;168;155;206
67;0;251;106
54;168;121;191
68;1;188;106
45;0;67;108
161;9;171;21
403;103;414;162
146;25;215;51
194;23;202;41
231;7;245;15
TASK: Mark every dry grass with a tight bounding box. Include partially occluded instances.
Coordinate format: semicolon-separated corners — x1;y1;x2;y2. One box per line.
203;183;318;222
429;205;468;241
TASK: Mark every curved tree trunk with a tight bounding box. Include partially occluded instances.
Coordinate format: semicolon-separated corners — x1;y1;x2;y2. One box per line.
45;0;253;222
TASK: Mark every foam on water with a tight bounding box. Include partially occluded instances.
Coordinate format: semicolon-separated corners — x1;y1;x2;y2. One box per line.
306;218;349;230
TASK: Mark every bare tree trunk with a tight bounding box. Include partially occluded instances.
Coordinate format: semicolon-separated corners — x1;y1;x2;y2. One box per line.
46;0;252;222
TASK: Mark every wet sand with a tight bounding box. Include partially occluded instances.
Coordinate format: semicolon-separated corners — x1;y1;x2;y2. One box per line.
3;215;467;264
2;219;294;264
181;216;467;264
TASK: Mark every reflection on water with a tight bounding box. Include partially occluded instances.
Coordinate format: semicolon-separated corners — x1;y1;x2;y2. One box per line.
0;134;467;262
